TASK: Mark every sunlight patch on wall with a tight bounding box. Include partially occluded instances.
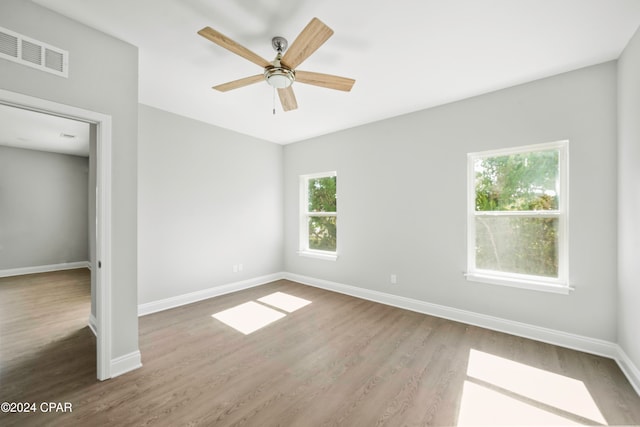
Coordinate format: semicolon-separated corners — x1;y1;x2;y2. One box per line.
458;349;606;426
211;292;312;335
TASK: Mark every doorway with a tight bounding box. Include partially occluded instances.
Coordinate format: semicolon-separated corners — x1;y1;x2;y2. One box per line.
0;88;112;380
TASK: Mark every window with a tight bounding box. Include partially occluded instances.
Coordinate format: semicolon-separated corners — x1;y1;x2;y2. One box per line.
299;171;337;260
467;141;569;293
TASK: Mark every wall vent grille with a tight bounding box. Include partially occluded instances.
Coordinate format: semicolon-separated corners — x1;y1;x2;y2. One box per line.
0;31;18;57
0;26;68;77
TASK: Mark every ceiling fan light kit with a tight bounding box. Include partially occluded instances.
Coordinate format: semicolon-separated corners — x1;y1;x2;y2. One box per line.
264;66;295;89
198;17;355;112
264;42;295;89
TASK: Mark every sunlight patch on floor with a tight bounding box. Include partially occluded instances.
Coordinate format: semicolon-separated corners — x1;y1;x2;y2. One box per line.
212;301;285;335
212;292;312;335
258;292;312;313
458;349;606;426
458;380;583;426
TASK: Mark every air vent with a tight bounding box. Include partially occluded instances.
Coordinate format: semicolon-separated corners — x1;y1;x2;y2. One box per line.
0;31;18;57
0;26;68;77
45;48;64;72
21;39;42;64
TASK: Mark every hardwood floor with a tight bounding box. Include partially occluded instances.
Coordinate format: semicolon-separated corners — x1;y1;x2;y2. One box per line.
1;270;639;426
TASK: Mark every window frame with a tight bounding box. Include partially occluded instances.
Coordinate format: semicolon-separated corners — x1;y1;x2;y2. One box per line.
466;140;570;294
298;171;338;261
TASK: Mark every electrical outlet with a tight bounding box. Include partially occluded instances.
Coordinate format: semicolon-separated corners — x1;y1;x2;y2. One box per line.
238;263;243;272
390;274;397;284
233;264;238;273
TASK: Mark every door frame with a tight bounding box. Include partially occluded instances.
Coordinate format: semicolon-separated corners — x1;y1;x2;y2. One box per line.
0;88;113;380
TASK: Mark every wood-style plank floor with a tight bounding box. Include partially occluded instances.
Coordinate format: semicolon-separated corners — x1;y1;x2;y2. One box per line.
1;269;639;426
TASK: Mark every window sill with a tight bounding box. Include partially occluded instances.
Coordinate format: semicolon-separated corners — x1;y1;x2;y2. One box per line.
465;272;572;295
297;250;338;261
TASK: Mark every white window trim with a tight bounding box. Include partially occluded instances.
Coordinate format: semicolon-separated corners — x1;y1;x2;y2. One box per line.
299;171;338;261
466;140;570;294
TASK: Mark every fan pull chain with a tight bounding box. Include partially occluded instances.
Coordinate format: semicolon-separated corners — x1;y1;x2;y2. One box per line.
272;86;276;115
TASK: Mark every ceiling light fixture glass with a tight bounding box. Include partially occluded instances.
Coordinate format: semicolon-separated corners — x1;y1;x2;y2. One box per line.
264;67;295;88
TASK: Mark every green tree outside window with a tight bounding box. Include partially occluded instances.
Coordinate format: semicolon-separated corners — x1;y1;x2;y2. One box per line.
307;176;337;251
474;148;561;278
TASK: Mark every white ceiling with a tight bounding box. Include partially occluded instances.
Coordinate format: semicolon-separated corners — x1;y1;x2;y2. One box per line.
0;103;90;156
32;0;640;144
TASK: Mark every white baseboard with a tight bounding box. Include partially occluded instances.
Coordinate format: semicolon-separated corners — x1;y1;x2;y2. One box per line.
138;272;286;316
88;313;97;337
93;315;143;379
0;261;90;278
133;270;639;397
110;350;142;378
284;273;619;359
286;272;640;396
614;345;640;397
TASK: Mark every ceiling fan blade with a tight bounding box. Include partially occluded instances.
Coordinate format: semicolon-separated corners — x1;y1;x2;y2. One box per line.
213;74;264;92
295;70;355;92
198;27;271;68
281;17;333;70
278;86;298;111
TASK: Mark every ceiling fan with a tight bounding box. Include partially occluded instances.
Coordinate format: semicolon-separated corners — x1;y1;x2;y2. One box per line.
197;17;355;112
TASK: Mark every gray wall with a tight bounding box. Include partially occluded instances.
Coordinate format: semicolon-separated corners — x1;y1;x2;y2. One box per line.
138;104;283;304
284;62;618;341
0;0;139;359
618;27;640;371
0;146;88;269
